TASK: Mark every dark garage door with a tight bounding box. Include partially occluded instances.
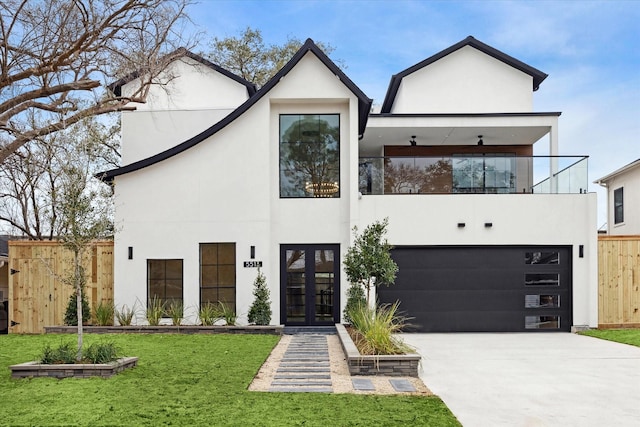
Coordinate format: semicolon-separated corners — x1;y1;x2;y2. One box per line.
378;246;572;332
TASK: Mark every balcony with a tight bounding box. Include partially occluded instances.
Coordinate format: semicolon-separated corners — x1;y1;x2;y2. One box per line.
358;155;589;195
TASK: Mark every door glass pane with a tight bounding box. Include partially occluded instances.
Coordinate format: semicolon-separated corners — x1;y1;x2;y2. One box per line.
286;250;306;323
315;250;334;322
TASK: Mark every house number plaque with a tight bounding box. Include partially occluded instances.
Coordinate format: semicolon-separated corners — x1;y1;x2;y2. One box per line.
243;261;263;268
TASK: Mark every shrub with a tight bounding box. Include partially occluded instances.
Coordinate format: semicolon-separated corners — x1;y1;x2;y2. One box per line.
115;304;137;326
40;341;121;364
146;296;166;326
64;290;90;326
348;301;412;355
166;300;184;326
248;269;272;325
84;342;120;363
343;283;366;324
217;301;236;326
94;300;115;326
199;303;218;326
40;342;76;364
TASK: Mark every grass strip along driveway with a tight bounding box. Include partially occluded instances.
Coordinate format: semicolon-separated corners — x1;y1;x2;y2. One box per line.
0;334;459;426
580;328;640;347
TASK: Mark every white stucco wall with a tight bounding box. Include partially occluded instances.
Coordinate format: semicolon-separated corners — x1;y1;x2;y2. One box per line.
392;46;534;114
605;165;640;235
113;52;360;325
358;193;599;328
120;56;251;164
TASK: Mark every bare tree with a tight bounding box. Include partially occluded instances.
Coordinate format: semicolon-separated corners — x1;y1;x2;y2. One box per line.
0;0;193;164
0;115;119;238
207;27;342;88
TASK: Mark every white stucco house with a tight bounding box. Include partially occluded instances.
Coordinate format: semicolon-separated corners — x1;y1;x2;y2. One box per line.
100;36;597;332
595;159;640;235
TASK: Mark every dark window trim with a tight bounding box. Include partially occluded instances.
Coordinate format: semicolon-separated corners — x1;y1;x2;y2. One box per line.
147;259;184;316
614;187;624;224
199;242;236;307
279;113;341;199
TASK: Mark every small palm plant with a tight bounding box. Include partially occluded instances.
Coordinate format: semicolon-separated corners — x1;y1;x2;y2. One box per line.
166;300;184;326
146;296;166;326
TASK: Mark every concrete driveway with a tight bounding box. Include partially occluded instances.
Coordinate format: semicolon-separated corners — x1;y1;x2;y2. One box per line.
403;333;640;427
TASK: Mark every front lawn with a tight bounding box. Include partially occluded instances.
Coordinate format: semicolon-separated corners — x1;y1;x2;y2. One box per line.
580;328;640;347
0;334;459;426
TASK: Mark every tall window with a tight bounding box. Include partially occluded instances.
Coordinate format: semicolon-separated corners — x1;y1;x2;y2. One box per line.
614;187;624;224
148;259;183;311
200;243;236;307
279;114;340;198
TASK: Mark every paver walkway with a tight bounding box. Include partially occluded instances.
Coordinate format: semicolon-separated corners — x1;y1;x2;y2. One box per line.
269;334;333;393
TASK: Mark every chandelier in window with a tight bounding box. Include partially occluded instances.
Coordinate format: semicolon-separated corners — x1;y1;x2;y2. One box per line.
305;181;339;197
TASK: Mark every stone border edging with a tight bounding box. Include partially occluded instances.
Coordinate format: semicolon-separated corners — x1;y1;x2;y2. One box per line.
335;323;420;377
44;325;283;335
10;357;138;379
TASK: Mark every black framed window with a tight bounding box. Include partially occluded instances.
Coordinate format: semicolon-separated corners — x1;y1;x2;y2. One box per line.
279;114;340;198
147;259;183;312
200;243;236;307
614;187;624;224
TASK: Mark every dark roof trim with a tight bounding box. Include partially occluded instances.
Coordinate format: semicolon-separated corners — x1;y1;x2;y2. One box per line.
98;39;372;183
370;112;561;118
380;36;549;113
108;47;257;97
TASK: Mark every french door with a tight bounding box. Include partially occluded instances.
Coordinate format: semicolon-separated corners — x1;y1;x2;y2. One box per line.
280;244;340;326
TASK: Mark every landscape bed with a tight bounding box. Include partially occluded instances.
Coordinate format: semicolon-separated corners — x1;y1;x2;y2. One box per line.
336;323;421;377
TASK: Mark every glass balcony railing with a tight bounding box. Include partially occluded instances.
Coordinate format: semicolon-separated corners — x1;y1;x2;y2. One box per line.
358;155;589;195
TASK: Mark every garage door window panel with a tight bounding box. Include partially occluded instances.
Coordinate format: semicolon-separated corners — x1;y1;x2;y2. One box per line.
525;273;559;286
526;315;560;329
525;294;560;308
525;252;559;264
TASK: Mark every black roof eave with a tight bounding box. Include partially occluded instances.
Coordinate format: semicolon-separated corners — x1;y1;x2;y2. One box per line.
108;48;257;97
97;39;372;183
380;36;549;113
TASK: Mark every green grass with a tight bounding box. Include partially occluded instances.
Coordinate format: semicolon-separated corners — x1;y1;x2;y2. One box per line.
580;328;640;347
0;334;460;426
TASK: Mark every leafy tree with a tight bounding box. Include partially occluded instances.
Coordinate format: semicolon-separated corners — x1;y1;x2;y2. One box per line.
0;0;192;164
343;283;366;324
56;149;113;361
207;27;342;88
248;268;272;325
343;218;398;306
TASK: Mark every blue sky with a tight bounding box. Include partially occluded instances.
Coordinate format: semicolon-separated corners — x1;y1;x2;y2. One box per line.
189;0;639;227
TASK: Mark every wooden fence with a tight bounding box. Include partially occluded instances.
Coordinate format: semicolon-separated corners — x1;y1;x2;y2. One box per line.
8;240;114;334
598;235;640;328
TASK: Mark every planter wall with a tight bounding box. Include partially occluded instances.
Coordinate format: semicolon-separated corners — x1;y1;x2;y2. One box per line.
44;325;283;335
336;323;420;377
10;357;138;379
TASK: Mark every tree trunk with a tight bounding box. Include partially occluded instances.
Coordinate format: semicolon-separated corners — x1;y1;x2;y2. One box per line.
75;250;83;362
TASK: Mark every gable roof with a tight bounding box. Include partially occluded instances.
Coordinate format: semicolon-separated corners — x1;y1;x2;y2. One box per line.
98;39;372;183
380;36;549;113
108;47;258;97
594;159;640;186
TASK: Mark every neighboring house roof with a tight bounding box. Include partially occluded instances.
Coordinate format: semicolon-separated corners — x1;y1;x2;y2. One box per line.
380;36;549;113
98;39;372;183
108;47;258;97
594;159;640;186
